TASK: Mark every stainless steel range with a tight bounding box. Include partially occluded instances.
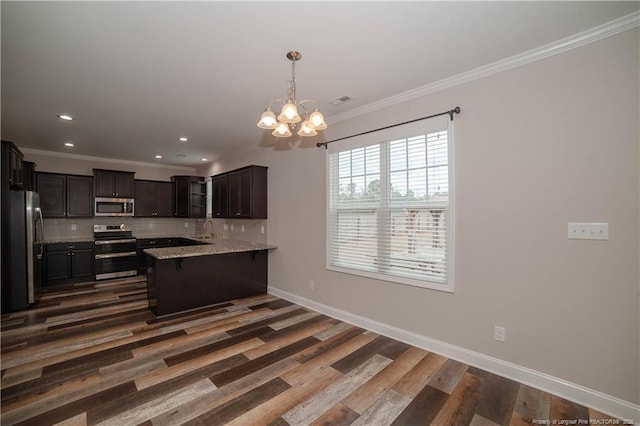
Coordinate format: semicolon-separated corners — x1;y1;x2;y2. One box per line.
93;224;137;280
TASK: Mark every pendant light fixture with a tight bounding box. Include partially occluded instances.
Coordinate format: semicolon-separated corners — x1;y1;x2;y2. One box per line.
257;51;327;138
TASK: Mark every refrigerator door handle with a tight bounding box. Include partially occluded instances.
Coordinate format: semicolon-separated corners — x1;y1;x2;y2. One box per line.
36;207;44;244
36;207;45;257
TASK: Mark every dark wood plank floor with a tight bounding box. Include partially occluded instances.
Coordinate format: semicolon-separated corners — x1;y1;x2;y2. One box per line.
1;277;618;425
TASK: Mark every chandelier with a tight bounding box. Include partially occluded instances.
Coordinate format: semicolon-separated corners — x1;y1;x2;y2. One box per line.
256;51;327;138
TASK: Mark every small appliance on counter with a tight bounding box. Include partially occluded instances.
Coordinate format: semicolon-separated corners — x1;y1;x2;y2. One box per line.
93;224;137;280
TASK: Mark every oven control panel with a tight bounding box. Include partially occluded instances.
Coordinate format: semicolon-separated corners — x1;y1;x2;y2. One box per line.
94;224;132;233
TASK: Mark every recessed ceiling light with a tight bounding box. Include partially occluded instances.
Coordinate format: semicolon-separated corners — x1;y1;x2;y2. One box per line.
57;114;74;121
64;142;74;147
155;155;162;159
179;137;188;142
201;158;208;162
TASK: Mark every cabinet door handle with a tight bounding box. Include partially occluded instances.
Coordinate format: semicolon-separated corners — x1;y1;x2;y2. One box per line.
67;245;75;249
72;253;75;256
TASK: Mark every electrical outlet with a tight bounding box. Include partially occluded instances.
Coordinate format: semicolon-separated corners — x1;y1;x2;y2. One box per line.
494;326;506;342
308;280;315;290
71;224;77;231
261;226;265;234
241;225;245;232
184;222;189;228
568;222;609;240
230;224;234;231
224;223;228;231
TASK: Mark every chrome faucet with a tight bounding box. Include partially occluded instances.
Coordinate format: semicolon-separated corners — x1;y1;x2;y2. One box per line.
203;218;215;239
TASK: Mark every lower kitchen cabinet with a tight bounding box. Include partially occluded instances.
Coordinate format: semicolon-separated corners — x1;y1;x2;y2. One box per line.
45;242;94;286
146;250;268;316
136;238;206;274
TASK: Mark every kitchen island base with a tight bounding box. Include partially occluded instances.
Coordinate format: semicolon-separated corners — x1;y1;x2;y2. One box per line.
146;250;267;316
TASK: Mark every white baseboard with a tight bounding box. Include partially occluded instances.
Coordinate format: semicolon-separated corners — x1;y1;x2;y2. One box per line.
269;286;640;422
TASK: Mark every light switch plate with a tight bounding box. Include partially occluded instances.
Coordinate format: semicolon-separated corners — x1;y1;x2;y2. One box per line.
568;223;609;240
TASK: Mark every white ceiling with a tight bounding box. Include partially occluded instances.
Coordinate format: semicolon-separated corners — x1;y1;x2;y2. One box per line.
2;1;638;166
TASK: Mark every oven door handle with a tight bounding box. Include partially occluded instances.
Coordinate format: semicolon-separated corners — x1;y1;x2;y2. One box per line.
94;239;137;245
95;251;138;259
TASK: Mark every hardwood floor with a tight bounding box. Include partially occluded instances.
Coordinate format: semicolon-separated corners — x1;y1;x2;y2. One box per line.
1;277;618;425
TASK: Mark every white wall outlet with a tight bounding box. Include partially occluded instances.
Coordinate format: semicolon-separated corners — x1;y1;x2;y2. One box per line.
261;226;265;234
241;225;245;232
148;223;153;229
224;223;228;231
308;280;315;290
568;222;609;240
184;222;189;228
230;224;234;231
71;224;77;231
494;326;506;342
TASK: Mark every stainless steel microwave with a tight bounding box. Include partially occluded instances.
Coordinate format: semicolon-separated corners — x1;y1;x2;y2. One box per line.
95;197;134;216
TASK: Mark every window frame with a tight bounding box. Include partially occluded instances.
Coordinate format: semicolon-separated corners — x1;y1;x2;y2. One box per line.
325;117;455;293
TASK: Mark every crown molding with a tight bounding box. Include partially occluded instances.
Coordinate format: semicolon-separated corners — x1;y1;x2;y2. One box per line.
328;11;640;124
20;147;197;172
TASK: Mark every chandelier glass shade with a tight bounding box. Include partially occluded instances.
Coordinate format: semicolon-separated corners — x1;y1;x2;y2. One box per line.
257;51;327;138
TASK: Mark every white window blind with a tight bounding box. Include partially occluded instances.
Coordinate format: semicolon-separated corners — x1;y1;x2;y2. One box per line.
327;117;454;291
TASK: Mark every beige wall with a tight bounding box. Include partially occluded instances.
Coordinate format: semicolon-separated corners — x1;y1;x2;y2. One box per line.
199;28;640;404
21;149;197;181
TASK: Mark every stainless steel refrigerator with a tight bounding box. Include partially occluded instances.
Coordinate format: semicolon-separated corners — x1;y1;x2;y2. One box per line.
7;190;43;309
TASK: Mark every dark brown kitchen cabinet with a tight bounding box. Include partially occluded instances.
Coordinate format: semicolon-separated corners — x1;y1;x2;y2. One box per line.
44;242;94;286
136;237;206;274
36;173;93;218
2;141;24;189
134;180;173;217
22;161;36;191
211;174;229;218
93;169;135;198
214;165;267;219
172;176;206;218
36;173;66;217
67;176;93;216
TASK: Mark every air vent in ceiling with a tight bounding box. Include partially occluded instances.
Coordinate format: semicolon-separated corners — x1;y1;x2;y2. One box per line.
176;154;187;158
329;95;353;106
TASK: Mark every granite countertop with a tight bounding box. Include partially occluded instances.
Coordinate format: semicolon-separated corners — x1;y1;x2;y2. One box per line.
144;238;277;260
43;237;95;244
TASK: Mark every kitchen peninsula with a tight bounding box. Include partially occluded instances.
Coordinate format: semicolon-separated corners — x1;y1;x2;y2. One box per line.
145;238;276;316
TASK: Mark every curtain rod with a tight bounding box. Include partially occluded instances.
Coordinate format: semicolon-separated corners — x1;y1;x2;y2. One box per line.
316;106;461;149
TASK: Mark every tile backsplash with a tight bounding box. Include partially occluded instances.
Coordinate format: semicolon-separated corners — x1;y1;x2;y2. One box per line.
43;217;268;243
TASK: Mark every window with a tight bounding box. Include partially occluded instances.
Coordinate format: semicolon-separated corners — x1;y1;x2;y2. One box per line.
327;117;454;291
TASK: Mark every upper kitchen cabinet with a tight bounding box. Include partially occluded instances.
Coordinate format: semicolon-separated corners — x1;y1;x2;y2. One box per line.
22;161;36;191
134;180;173;217
172;176;206;218
1;141;24;189
93;169;135;198
36;173;93;218
214;165;267;219
211;174;229;218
